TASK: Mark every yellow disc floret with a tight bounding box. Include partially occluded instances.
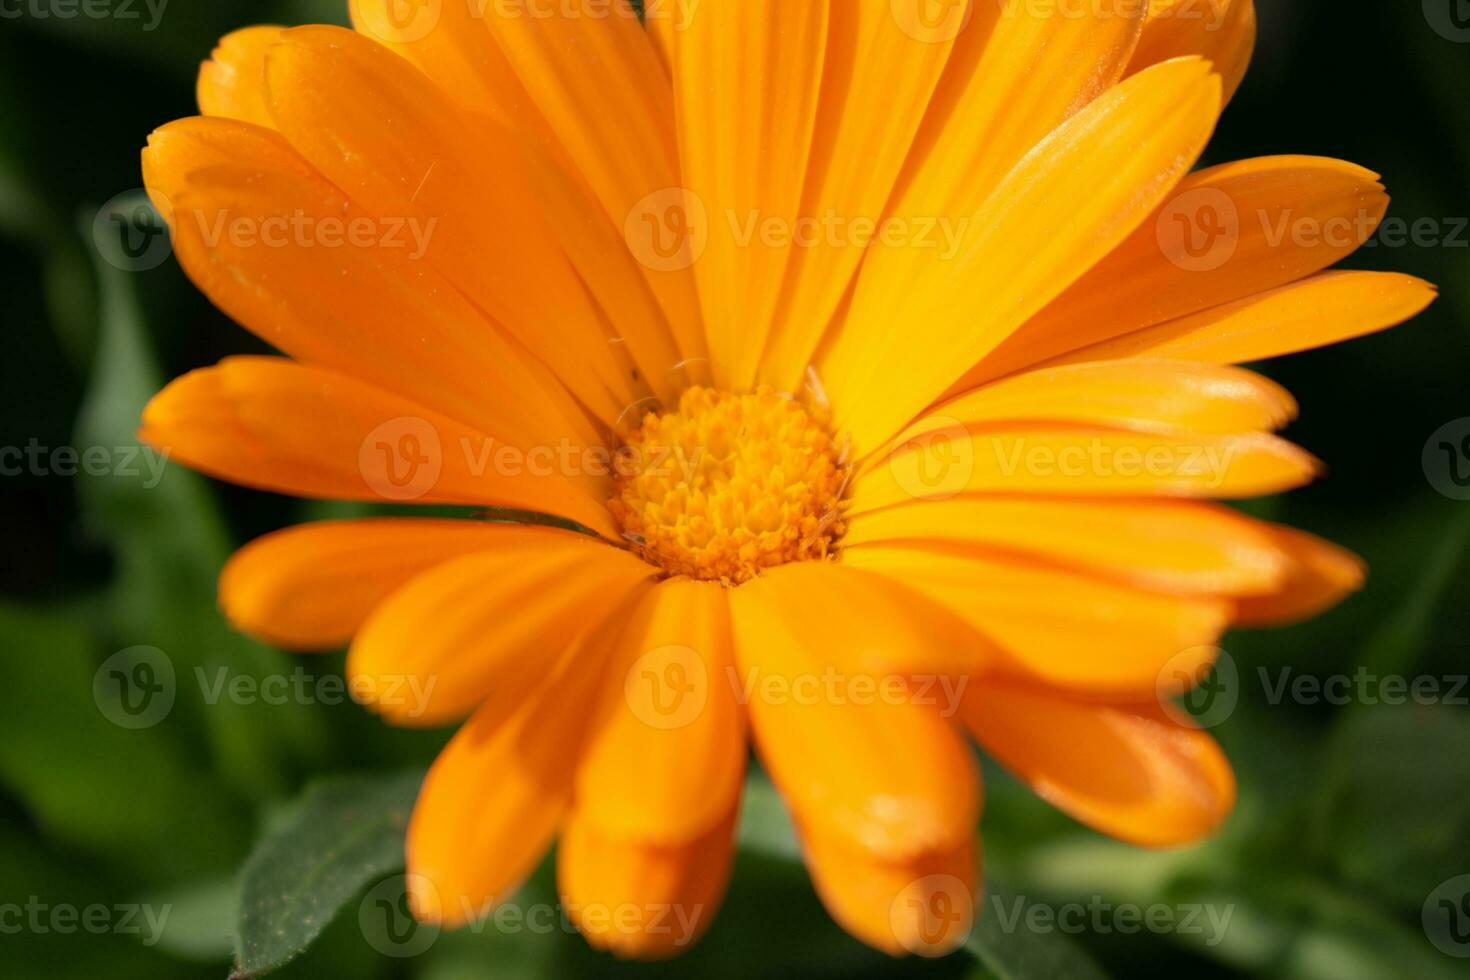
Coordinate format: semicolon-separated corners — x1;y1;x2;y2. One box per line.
609;386;848;585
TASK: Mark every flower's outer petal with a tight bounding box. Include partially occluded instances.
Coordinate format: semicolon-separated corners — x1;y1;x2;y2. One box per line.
885;361;1297;452
885;0;1144;242
197;26;283;126
843;498;1288;597
575;578;746;844
407;627;618;928
1052;272;1438;368
644;4;674;78
140;357;617;531
141;116;601;452
557;805;737;961
798;815;978;958
968;157;1390;383
263;25;665;424
1126;0;1256;105
755;0;959;393
671;0;828;391
219;519;613;653
1233;525;1366;626
825;58;1222;453
740;562;994;676
729;569;981;862
849;427;1319;515
809;0;1143;412
844;546;1230;696
959;684;1236;847
347;530;655;726
348;0;701;390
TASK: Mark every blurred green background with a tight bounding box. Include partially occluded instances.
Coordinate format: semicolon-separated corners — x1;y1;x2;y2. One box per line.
2;1;1469;978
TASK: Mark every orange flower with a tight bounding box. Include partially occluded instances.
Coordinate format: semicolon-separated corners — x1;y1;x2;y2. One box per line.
141;0;1434;959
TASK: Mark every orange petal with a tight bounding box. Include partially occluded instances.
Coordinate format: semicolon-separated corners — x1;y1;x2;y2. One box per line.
1233;524;1366;626
557;804;738;960
141;116;600;452
220;519;610;652
139;357;616;532
970;156;1389;383
843;546;1230;696
799;815;979;958
480;0;707;373
754;1;958;393
1126;0;1257;104
729;571;981;861
959;684;1236;846
263;25;671;420
575;579;746;844
850;426;1320;514
843;498;1289;596
408;636;615;928
1054;271;1438;367
197;26;284;126
885;360;1297;453
347;530;654;726
671;0;828;391
826;58;1222;451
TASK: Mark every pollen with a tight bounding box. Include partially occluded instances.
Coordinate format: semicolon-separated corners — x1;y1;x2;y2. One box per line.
609;386;848;585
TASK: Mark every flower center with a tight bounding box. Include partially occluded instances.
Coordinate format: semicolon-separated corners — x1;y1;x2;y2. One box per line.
609;386;848;585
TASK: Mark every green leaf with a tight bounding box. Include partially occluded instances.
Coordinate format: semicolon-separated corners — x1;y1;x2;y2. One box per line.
0;602;248;879
1313;704;1470;908
74;232;325;798
966;888;1112;980
233;771;424;978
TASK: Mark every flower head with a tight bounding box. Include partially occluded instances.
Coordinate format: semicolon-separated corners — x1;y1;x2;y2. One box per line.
141;0;1434;959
